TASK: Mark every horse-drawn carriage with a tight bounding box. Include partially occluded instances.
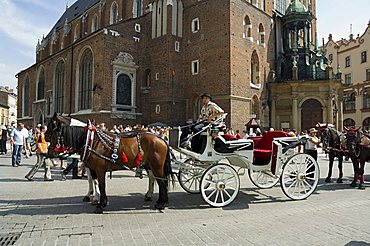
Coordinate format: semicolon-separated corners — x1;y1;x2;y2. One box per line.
169;115;320;207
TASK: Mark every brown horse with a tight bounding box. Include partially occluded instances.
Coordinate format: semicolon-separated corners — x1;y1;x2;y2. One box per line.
46;113;174;213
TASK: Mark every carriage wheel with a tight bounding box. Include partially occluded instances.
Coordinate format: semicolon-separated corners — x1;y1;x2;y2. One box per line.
280;153;320;200
200;163;240;207
248;169;279;189
177;159;205;194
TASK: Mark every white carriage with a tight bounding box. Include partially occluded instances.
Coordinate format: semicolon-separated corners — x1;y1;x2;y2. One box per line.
169;115;320;207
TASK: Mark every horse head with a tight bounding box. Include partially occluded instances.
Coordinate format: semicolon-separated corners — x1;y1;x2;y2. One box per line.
345;126;361;151
46;113;73;158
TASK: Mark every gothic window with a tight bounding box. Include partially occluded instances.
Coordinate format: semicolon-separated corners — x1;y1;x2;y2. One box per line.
260;0;265;10
91;14;99;32
133;0;142;18
23;76;30;117
258;24;265;46
116;74;132;106
192;60;199;75
343;92;355;111
363;89;370;109
361;51;367;63
110;2;118;25
366;69;370;81
54;60;65;114
74;24;80;41
343;118;355;128
328;54;333;62
144;69;151;87
363;117;370;131
78;49;93;111
243;15;252;40
251;51;260;85
37;67;45;100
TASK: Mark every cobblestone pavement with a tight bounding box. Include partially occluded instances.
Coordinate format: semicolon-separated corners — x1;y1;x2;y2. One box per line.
1;150;370;246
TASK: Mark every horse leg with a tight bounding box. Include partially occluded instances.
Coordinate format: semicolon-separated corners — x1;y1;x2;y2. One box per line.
358;158;366;190
155;179;168;211
84;167;100;204
350;156;359;187
95;170;108;214
144;170;155;201
325;154;334;182
337;155;343;183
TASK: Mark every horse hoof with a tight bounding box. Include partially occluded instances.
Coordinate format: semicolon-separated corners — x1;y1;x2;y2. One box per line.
336;178;343;183
358;184;365;190
91;200;99;205
144;196;153;202
94;205;104;214
325;177;332;183
350;181;357;187
83;196;90;202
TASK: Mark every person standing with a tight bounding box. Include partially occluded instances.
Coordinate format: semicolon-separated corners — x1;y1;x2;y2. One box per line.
25;125;53;181
0;125;8;154
305;128;320;161
10;123;26;167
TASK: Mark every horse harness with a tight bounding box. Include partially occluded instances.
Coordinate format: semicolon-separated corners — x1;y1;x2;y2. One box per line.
83;121;144;179
321;128;347;154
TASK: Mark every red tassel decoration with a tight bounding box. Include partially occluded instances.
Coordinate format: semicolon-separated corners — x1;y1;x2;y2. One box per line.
61;146;67;152
121;152;128;163
135;153;142;166
54;147;60;153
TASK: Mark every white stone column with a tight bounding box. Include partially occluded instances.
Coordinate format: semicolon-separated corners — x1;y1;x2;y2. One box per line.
292;95;298;129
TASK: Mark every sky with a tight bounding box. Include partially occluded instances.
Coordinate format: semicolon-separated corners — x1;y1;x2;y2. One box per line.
0;0;369;92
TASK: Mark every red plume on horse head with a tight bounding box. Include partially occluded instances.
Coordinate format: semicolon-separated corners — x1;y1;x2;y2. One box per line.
344;126;361;132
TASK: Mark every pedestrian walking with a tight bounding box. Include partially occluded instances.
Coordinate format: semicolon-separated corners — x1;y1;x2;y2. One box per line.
10;123;27;167
25;125;54;181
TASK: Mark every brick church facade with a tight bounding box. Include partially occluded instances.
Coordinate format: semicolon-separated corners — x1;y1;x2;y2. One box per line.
17;0;317;131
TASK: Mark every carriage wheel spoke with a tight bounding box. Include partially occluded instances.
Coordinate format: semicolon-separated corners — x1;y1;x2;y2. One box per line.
206;188;217;199
305;163;314;173
214;190;220;202
223;189;232;198
220;191;225;203
303;180;312;189
224;185;236;191
286;179;297;191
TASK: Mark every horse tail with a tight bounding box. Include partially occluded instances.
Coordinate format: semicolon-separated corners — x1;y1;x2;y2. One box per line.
164;144;176;188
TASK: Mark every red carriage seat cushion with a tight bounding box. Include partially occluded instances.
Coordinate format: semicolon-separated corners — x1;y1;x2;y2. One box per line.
221;134;238;141
253;131;289;165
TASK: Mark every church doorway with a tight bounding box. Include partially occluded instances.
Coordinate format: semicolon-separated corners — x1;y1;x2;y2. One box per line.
301;99;323;131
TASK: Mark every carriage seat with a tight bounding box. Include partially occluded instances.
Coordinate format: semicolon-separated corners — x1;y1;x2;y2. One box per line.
251;131;289;165
213;135;253;153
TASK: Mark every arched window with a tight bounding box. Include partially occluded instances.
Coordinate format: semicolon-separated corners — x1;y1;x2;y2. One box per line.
23;76;30;116
363;117;370;131
78;49;93;111
344;92;355;111
91;14;99;32
343;118;355;128
363;89;370;109
37;67;45;100
133;0;142;18
116;74;132;106
54;61;65;113
251;50;260;85
110;2;118;25
144;69;151;87
74;24;80;42
243;15;252;40
258;23;265;46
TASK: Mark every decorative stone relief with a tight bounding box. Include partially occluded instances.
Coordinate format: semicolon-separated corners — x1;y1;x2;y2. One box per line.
99;0;106;12
82;12;88;23
63;18;71;37
112;52;136;66
51;29;58;44
40;36;49;50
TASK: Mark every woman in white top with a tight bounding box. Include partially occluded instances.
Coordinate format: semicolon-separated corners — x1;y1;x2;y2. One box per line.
305;128;320;161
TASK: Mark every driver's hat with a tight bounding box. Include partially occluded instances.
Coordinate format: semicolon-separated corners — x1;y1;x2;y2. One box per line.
200;93;212;100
